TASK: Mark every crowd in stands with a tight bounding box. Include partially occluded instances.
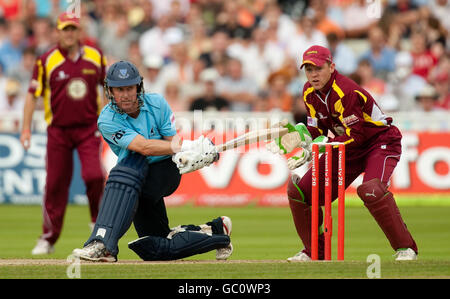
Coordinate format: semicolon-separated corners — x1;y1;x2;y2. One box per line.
0;0;448;126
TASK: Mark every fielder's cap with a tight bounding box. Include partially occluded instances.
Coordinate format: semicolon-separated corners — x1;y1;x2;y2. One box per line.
300;45;333;69
57;12;81;30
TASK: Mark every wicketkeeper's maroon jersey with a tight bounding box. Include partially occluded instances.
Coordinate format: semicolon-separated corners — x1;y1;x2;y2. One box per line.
28;44;107;127
302;70;400;160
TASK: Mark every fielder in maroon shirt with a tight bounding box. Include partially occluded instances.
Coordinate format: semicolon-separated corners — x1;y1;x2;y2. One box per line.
269;45;418;261
20;12;106;255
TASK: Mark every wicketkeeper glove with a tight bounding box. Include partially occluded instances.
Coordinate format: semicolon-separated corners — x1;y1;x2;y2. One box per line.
266;121;312;154
286;135;329;170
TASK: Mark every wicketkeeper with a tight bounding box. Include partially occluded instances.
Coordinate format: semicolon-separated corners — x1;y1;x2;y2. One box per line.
267;45;418;261
72;61;232;262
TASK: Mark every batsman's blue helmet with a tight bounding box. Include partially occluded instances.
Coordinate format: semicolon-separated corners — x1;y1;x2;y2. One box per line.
104;60;145;114
105;60;142;87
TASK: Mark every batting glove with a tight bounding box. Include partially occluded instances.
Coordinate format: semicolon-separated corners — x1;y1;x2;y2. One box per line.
173;150;205;174
173;136;219;174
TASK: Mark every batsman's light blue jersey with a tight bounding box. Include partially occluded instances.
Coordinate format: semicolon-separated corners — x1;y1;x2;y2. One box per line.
98;93;177;164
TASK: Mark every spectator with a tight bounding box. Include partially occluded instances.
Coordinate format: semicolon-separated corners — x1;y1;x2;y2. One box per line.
142;54;165;95
139;14;184;60
356;59;388;102
359;26;397;79
259;2;297;49
190;68;229;111
287;10;328;66
310;0;345;40
432;71;450;110
228;26;286;89
0;20;28;74
78;1;101;43
384;0;424;37
127;40;145;75
182;57;207;102
0;0;22;20
427;0;450;37
429;53;450;109
0;18;8;47
341;0;379;38
131;0;156;34
385;51;427;111
7;47;37;105
216;57;259;111
414;84;446;113
33;0;68;18
410;30;438;80
99;13;139;61
164;80;187;111
264;69;294;112
151;0;191;20
0;77;23;112
424;16;447;55
250;27;286;73
28;17;53;57
159;41;194;90
326;32;357;75
281;57;307;98
185;19;212;61
199;29;231;68
214;1;254;40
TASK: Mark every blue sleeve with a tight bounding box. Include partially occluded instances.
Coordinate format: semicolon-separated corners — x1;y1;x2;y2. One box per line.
158;95;177;137
98;118;138;150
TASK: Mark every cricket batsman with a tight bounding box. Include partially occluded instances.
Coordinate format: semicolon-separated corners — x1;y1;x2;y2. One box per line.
267;45;418;261
72;61;232;262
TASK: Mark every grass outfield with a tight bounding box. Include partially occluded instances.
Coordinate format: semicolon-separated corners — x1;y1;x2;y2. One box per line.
0;196;450;279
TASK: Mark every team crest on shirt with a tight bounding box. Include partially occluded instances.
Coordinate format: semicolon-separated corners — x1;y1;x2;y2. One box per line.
67;78;88;100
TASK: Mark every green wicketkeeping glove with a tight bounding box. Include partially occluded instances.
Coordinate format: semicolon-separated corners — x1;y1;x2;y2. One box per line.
286;135;329;169
266;121;312;154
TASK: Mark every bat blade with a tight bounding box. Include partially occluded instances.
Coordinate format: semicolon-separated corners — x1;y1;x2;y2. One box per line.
216;127;289;152
177;127;289;165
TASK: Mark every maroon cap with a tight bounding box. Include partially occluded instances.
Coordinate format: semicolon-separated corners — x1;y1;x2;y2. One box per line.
57;12;81;30
300;45;333;69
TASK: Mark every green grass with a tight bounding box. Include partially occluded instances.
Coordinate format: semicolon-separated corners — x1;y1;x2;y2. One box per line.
1;196;450;279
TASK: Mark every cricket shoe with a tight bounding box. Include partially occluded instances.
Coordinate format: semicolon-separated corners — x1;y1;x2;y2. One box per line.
72;241;117;262
394;248;417;261
287;250;311;262
216;216;233;260
31;239;54;255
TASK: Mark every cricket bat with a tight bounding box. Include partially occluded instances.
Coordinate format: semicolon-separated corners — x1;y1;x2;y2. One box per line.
215;126;289;153
178;119;290;164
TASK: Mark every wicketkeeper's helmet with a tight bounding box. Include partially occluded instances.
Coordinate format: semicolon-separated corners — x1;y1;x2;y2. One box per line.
104;60;145;114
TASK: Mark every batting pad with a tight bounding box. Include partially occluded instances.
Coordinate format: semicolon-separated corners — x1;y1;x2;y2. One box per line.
85;153;149;256
128;231;230;261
